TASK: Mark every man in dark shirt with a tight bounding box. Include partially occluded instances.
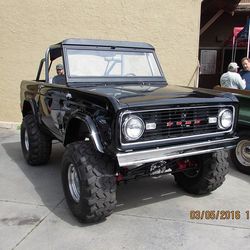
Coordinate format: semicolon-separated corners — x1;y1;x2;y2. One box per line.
52;64;66;84
240;57;250;90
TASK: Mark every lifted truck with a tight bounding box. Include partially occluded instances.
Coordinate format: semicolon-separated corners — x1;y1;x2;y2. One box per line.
20;39;239;223
214;86;250;175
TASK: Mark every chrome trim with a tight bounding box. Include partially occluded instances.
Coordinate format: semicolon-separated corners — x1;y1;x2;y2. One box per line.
119;105;235;146
68;164;80;203
24;130;29;151
90;130;104;153
218;108;233;129
83;117;104;153
116;137;238;167
122;115;145;141
68;115;104;153
82;116;104;153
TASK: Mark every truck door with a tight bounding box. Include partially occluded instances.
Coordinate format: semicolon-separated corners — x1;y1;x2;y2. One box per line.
38;85;66;141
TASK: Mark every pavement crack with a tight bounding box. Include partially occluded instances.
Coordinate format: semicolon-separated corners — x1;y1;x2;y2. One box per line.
115;212;250;230
12;198;65;250
0;199;45;207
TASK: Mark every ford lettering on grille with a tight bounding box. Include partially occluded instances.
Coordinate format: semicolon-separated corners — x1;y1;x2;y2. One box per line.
121;105;234;144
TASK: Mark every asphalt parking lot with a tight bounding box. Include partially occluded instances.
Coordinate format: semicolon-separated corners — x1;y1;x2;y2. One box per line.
0;127;250;250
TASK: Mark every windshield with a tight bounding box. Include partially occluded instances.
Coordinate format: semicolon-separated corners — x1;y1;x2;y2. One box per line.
66;49;162;78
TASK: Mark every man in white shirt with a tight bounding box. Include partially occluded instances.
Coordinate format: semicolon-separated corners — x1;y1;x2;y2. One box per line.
220;62;246;89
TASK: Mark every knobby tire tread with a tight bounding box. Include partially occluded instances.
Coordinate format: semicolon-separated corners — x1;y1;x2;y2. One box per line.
62;141;116;223
174;151;229;195
21;114;51;165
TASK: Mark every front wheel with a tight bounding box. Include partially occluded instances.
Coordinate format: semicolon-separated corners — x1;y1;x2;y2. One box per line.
173;151;229;195
61;141;116;223
231;130;250;175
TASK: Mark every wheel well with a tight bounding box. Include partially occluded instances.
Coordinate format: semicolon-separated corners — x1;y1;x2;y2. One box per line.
22;101;33;117
64;118;90;146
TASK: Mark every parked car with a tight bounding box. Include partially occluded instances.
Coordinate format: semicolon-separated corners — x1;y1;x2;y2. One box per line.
20;39;239;223
214;86;250;175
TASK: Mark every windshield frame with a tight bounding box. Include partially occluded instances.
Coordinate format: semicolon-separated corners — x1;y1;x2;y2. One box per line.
62;45;166;86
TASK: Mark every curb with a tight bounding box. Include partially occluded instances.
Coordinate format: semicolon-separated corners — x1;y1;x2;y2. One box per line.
0;121;21;130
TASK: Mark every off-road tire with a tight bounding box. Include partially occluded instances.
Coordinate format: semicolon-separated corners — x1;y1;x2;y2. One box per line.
173;151;229;194
230;130;250;175
21;114;52;165
62;141;116;223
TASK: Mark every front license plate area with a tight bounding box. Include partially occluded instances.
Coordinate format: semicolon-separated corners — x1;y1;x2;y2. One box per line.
149;161;172;176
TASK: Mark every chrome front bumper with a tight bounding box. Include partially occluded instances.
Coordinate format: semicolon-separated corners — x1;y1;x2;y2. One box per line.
116;137;238;167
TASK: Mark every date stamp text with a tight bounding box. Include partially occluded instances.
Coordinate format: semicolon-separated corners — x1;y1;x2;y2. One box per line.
190;210;250;220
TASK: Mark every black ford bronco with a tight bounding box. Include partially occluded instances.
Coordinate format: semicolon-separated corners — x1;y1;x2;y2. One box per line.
20;39;239;223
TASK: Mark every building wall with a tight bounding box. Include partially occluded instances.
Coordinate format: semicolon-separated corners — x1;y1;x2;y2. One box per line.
0;0;201;122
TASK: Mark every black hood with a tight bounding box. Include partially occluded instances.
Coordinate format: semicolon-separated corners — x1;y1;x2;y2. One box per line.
82;83;237;109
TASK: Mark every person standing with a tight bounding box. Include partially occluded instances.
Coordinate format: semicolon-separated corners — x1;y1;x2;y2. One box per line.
220;62;246;89
240;57;250;90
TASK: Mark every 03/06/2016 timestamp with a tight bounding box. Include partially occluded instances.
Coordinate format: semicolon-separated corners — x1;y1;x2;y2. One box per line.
189;210;250;220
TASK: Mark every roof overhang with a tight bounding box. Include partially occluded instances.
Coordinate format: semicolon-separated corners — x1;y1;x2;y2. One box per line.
201;0;241;35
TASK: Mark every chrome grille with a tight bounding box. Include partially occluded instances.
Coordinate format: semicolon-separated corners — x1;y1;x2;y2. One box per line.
121;105;234;144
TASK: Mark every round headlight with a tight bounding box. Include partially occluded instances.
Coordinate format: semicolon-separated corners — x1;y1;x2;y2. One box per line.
218;109;233;129
122;115;145;141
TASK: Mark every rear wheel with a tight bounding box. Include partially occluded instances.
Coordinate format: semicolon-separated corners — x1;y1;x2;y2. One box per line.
62;141;116;223
21;114;52;165
231;130;250;175
173;151;229;194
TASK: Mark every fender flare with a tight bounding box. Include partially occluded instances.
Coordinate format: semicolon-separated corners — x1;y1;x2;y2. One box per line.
22;99;38;117
65;115;104;153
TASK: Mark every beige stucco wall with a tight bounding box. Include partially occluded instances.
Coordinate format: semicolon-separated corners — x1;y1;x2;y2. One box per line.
0;0;201;122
